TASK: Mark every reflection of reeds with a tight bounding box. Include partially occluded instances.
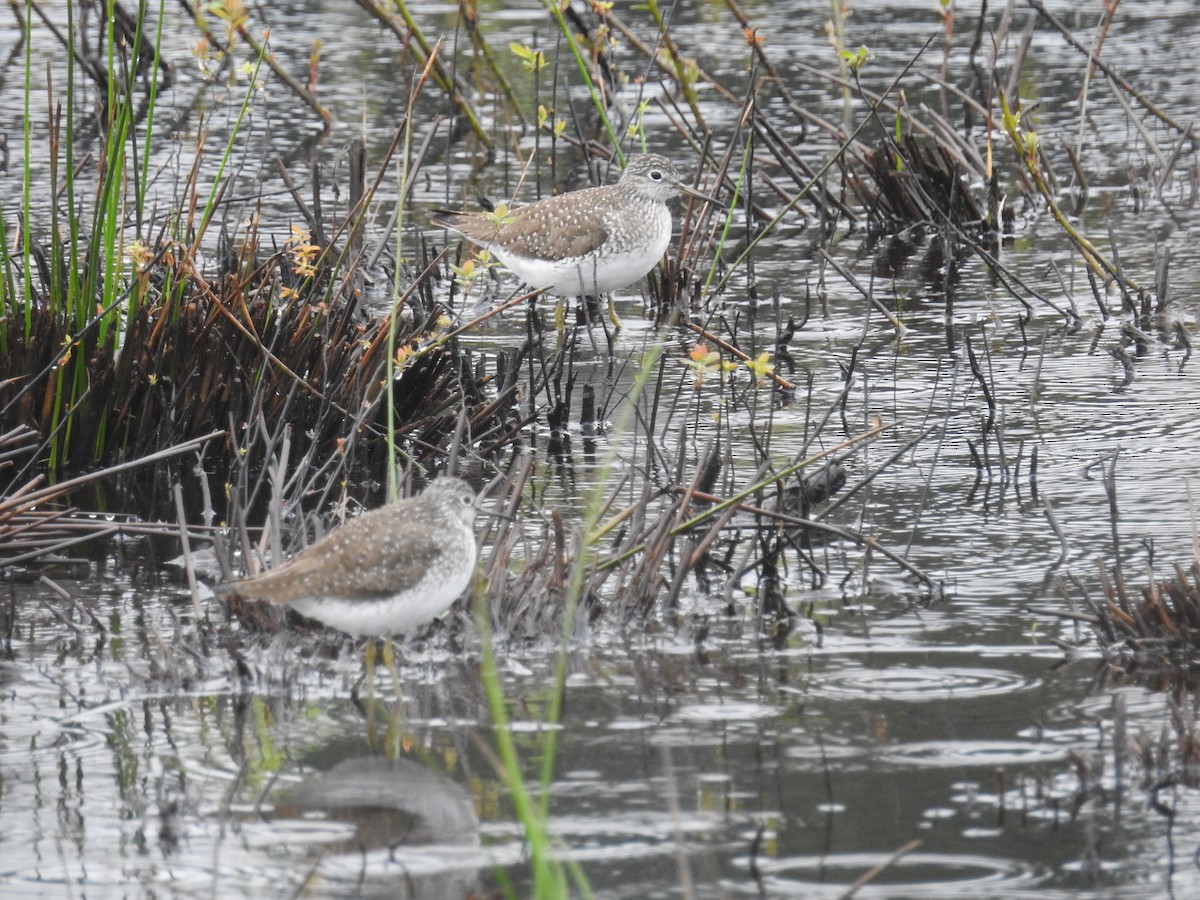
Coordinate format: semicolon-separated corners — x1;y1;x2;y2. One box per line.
0;427;222;567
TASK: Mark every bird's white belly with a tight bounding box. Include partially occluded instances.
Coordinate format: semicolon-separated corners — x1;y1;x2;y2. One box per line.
290;563;473;637
495;206;672;296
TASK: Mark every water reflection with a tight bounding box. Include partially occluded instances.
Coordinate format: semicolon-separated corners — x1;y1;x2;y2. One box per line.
266;755;482;899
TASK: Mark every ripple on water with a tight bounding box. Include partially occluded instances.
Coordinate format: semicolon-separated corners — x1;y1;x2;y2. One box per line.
805;665;1038;702
877;739;1068;769
672;702;780;723
754;850;1052;898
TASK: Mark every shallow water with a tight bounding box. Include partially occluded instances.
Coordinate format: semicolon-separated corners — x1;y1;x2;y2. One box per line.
5;1;1200;897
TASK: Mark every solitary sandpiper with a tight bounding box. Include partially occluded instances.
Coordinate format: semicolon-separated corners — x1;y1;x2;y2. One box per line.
431;153;716;302
229;477;479;638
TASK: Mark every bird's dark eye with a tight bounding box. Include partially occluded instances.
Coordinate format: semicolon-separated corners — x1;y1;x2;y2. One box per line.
649;169;664;181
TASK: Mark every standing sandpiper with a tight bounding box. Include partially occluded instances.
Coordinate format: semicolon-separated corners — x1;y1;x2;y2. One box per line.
229;477;479;638
431;154;716;302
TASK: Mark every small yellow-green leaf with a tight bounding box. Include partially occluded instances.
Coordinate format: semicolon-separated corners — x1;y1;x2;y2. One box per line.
744;351;775;380
484;202;515;227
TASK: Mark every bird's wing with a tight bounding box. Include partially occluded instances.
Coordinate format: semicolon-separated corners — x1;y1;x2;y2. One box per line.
232;508;461;604
492;196;609;260
230;545;336;604
231;507;388;603
434;189;611;261
330;529;456;600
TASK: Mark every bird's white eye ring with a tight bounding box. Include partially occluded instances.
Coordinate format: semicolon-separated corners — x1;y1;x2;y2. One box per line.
649;169;664;181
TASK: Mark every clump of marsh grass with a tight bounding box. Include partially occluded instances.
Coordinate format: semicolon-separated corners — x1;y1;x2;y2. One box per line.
1074;559;1200;682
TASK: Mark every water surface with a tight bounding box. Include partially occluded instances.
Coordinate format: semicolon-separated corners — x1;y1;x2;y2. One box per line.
3;1;1200;896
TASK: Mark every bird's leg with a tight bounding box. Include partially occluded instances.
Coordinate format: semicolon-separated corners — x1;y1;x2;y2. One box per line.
605;293;623;332
382;638;404;702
